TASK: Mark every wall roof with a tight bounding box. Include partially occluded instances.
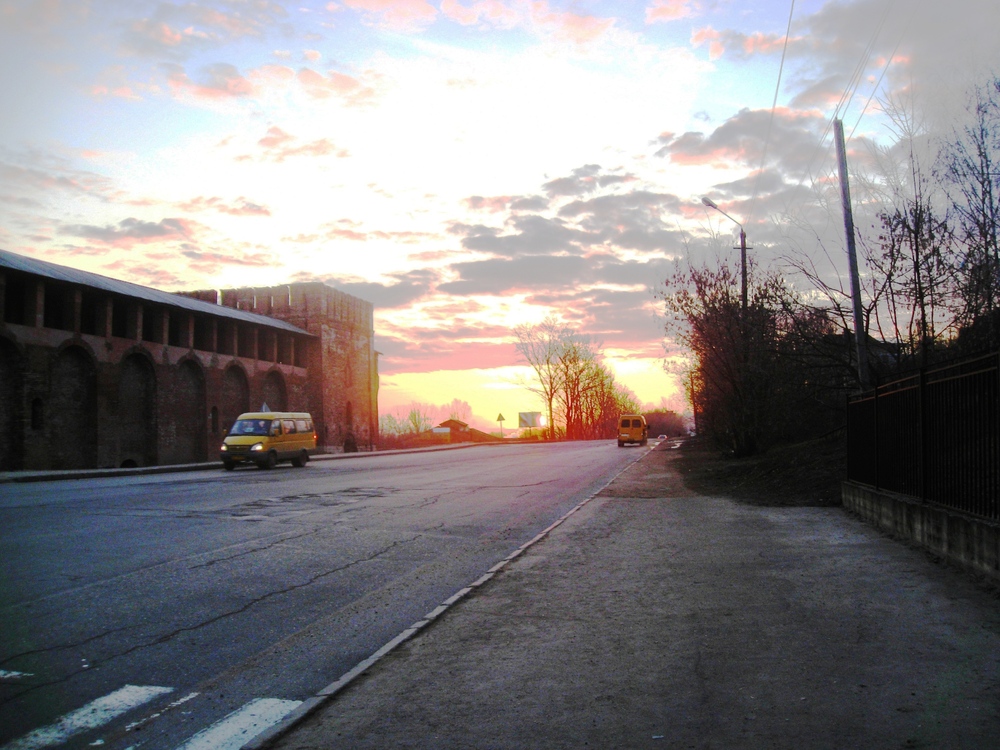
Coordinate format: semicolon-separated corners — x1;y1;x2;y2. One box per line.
0;249;311;335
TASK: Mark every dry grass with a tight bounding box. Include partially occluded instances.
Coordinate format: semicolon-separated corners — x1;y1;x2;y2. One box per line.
675;430;847;507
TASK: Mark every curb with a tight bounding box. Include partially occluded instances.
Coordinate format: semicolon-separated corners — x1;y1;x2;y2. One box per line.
241;446;654;750
0;439;660;485
0;442;490;484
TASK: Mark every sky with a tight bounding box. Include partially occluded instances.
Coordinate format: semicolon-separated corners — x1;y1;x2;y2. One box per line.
3;0;1000;432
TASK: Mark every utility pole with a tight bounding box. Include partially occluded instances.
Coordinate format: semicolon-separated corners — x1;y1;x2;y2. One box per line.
834;118;871;390
739;227;747;312
701;197;748;311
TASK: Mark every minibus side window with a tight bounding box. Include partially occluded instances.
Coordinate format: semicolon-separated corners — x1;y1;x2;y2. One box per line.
282;419;296;434
270;420;282;436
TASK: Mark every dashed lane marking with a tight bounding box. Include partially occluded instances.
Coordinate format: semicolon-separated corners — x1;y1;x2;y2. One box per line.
0;684;174;750
0;671;33;680
173;698;302;750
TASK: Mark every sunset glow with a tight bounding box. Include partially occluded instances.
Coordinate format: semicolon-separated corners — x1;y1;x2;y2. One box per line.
3;0;999;430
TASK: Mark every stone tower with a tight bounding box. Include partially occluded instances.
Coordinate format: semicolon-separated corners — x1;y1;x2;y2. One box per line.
209;282;379;451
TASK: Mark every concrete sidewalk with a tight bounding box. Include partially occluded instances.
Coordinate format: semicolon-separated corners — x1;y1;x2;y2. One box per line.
262;444;1000;749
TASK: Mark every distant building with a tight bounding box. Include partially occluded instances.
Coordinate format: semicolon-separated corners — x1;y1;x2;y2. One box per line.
0;249;378;471
430;419;501;443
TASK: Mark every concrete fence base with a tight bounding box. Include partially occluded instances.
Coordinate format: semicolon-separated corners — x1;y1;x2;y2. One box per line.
842;481;1000;585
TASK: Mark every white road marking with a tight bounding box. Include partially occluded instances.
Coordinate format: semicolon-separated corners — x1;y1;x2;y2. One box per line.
173;698;303;750
0;670;33;680
125;691;200;732
1;684;174;750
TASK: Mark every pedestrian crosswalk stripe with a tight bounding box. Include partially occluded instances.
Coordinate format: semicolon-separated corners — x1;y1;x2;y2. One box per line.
173;698;303;750
0;684;173;750
0;671;33;680
125;691;200;733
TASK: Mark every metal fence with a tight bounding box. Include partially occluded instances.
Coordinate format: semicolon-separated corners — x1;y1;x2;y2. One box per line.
847;352;1000;522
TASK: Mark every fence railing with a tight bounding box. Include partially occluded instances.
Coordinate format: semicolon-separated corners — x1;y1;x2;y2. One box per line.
847;352;1000;522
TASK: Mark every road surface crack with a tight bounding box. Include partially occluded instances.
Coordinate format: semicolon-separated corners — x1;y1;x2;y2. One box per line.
0;534;422;705
188;529;321;569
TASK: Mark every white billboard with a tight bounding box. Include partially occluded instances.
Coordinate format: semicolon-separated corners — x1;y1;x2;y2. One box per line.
518;412;542;428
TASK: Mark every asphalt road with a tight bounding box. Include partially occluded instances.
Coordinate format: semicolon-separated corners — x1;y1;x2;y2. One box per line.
272;443;1000;750
0;441;645;750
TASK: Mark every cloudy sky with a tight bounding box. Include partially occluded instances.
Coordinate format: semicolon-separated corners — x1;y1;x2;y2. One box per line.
3;0;1000;430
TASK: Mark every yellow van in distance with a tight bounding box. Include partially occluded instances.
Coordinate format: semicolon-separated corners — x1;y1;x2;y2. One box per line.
221;412;317;470
617;414;648;447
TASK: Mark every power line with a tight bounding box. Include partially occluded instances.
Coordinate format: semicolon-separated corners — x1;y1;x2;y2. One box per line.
849;21;908;140
804;0;896;185
747;0;796;227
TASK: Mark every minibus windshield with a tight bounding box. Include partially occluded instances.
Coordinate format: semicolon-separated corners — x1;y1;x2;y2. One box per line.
230;419;271;436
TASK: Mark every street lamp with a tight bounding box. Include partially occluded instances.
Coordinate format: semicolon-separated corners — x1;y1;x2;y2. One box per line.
701;197;748;311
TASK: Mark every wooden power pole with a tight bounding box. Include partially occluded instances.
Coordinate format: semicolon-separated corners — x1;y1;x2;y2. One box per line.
834;118;871;390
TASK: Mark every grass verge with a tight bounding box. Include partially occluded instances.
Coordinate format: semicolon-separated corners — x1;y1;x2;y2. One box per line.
675;430;847;507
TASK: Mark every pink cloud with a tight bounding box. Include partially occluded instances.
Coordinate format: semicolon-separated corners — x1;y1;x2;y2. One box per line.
0;161;114;198
118;4;284;58
342;0;438;30
304;49;322;61
281;233;321;243
322;220;436;243
59;217;202;249
743;32;789;56
258;126;295;149
440;0;519;28
180;247;274;274
252;64;297;84
88;65;148;101
88;84;141;100
465;195;513;213
529;1;615;45
163;63;255;100
251;126;350;162
440;0;479;25
378;332;520;375
691;26;724;60
296;67;379;105
194;7;264;38
646;0;697;23
129;19;185;48
176;196;271;216
409;249;460;262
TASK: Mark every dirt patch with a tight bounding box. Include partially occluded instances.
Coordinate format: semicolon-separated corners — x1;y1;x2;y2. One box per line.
673;431;847;507
598;444;690;497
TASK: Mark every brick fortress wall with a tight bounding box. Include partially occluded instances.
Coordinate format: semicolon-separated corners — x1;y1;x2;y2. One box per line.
0;251;378;470
183;282;379;452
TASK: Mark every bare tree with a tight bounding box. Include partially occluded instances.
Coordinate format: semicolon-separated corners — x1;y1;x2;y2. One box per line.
405;406;433;434
513;316;567;440
446;398;472;423
866;93;955;366
662;259;843;454
379;404;434;435
939;77;1000;350
554;334;602;440
515;318;639;440
560;351;639;440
